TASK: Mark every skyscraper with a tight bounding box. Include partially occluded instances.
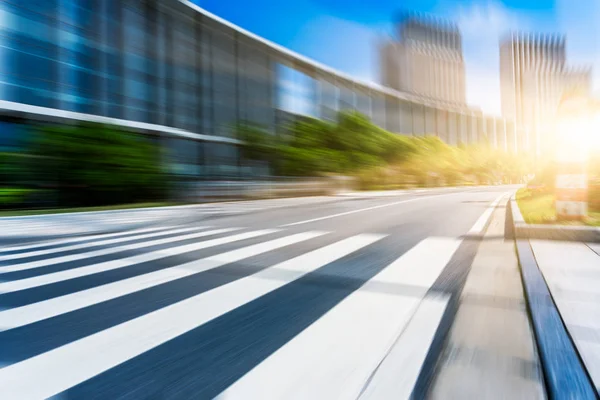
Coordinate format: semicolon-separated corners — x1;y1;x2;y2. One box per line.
500;33;591;156
380;13;467;107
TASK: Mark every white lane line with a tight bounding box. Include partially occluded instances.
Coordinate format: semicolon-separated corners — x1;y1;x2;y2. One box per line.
0;233;384;400
217;237;461;400
0;228;273;294
0;231;328;331
281;190;476;227
358;295;449;400
467;192;511;234
0;226;208;262
0;227;227;274
0;225;175;254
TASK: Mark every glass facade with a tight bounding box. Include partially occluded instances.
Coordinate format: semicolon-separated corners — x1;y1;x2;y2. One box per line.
385;97;400;133
0;0;261;179
371;93;386;128
1;0;61;108
412;104;425;136
0;120;28;151
276;64;317;119
355;89;371;118
338;85;354;111
317;79;338;121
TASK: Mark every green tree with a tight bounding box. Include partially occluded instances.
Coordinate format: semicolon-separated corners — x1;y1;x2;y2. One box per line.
29;123;166;206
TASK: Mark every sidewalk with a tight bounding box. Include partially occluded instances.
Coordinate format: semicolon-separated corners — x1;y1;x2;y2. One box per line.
530;240;600;390
428;201;545;399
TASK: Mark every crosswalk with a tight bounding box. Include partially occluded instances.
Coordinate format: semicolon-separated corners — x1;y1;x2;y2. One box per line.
0;222;470;399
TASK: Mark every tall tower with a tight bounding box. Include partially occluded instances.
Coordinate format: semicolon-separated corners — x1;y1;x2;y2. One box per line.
500;33;591;156
380;13;466;107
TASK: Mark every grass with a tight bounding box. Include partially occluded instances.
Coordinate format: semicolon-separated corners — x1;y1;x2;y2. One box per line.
0;202;178;217
516;188;600;227
588;211;600;227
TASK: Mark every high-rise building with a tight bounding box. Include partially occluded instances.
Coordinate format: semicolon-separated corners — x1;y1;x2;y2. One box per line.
500;33;591;156
380;14;467;107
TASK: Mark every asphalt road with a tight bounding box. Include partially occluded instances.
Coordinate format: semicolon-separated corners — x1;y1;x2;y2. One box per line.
0;185;518;399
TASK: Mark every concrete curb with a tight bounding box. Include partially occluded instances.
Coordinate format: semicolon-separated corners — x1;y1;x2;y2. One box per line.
514;238;597;399
511;195;600;243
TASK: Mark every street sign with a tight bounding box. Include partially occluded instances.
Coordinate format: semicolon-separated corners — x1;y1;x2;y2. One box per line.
556;168;587;220
555;94;592;221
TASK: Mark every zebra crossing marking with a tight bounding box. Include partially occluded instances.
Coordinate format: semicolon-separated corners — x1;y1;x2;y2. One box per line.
0;231;328;331
0;226;207;262
0;233;384;399
0;228;276;293
0;227;233;274
218;237;461;399
0;225;176;254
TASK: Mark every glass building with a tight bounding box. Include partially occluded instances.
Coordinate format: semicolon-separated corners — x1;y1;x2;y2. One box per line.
0;0;516;181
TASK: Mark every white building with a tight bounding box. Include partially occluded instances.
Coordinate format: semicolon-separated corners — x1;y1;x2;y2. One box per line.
500;33;591;157
380;14;467;108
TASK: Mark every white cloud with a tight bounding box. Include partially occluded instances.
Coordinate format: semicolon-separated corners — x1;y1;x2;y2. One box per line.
454;1;527;39
449;1;532;114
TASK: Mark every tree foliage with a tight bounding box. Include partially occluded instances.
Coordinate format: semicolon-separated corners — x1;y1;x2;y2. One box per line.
236;110;533;188
29;123;166;206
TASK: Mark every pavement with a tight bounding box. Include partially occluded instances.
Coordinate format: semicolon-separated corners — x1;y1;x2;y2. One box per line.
428;201;545;399
0;184;555;399
529;240;600;392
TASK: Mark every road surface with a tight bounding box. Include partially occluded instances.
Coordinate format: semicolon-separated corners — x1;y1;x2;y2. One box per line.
0;186;518;399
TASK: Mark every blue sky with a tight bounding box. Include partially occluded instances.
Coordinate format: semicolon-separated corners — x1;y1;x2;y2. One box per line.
194;0;600;115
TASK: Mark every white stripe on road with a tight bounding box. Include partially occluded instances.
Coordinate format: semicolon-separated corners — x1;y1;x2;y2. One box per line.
0;225;175;254
0;226;206;262
281;191;475;227
467;192;510;234
0;227;227;274
358;295;449;400
218;237;461;400
0;233;384;400
0;231;327;331
0;228;273;294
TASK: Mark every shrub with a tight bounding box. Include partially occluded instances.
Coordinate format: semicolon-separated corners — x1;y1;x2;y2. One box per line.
29;123;166;207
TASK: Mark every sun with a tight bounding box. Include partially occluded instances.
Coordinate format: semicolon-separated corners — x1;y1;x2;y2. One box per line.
554;97;600;162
